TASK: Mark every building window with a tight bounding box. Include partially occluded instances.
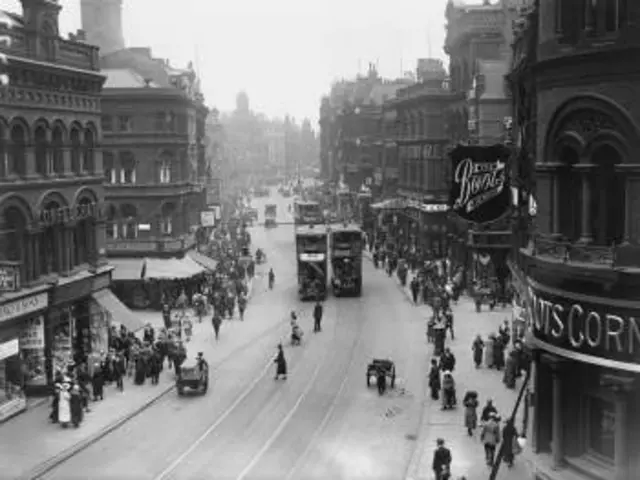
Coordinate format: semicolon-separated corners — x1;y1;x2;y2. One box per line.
51;126;64;175
103;151;116;184
9;124;26;176
83;128;95;174
120;204;138;239
34;126;49;176
118;115;132;132
587;396;616;461
604;0;626;33
119;151;136;184
158;150;173;183
101;116;113;132
70;128;82;173
105;204;118;239
160;218;172;235
556;0;581;41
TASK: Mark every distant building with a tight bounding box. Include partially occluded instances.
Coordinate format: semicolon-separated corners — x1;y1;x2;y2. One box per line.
81;0;212;309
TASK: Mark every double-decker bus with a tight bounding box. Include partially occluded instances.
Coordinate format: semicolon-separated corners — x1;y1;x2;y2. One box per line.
330;223;363;296
295;225;328;300
293;199;324;226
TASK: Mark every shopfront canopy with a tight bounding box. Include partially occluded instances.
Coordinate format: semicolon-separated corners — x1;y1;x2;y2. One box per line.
370;198;407;211
110;258;145;281
187;250;218;271
143;256;206;280
92;289;144;332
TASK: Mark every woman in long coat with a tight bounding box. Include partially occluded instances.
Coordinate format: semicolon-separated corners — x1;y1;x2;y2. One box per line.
274;344;287;380
463;391;479;436
502;419;518;467
472;335;484;368
58;382;71;427
484;334;495;369
503;350;517;389
70;384;84;427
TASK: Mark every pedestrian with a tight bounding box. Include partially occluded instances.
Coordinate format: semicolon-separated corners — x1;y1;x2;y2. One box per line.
69;384;84;428
274;344;287;380
428;358;441;400
439;348;456;372
212;310;222;341
493;335;506;370
91;364;104;401
238;294;247;321
463;391;479;436
503;350;518;389
410;276;420;304
313;300;323;332
376;366;387;395
58;381;71;428
471;335;484;368
49;381;61;423
431;438;452;480
481;399;497;423
480;413;501;466
113;353;125;392
501;418;518;468
441;371;456;410
484;334;495;369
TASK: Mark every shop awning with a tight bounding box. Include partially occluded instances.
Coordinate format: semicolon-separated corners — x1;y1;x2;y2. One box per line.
370;198;407;211
110;258;144;281
187;250;218;271
143;256;206;280
92;289;145;332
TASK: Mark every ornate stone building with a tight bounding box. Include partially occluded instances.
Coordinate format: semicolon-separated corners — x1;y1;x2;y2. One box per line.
0;0;140;421
512;2;640;480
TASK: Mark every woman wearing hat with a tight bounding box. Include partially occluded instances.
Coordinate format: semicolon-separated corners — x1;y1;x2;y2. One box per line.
70;384;84;428
58;381;72;428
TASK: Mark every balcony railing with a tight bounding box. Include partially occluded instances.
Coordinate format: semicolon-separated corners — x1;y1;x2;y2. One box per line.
106;234;196;255
526;234;617;267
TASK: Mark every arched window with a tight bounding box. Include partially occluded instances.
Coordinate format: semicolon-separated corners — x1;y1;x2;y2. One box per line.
83;128;95;174
103;151;115;184
73;198;95;266
592;145;624;245
159;151;172;184
10;124;26;176
160;202;174;235
34;126;49;176
557;146;581;241
105;204;118;239
119;151;136;184
70;128;81;173
39;201;62;275
120;204;138;239
52;126;64;175
0;205;28;282
0;123;7;178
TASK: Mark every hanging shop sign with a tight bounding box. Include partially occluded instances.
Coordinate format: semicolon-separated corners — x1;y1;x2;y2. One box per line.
0;263;19;292
528;284;640;366
449;144;511;224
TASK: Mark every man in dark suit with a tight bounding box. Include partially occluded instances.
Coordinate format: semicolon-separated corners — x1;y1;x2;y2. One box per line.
313;301;323;332
432;438;452;480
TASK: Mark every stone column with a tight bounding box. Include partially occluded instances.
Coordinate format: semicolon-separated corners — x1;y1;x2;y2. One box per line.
62;147;72;177
584;0;595;34
552;174;562;237
577;165;595;244
551;364;564;468
614;389;629;480
618;168;636;244
25;146;38;180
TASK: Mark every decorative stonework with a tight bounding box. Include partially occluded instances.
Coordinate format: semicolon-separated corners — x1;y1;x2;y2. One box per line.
564;111;616;140
0;86;99;112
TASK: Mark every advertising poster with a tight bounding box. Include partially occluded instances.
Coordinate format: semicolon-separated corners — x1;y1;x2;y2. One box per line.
449;144;512;224
19;316;46;386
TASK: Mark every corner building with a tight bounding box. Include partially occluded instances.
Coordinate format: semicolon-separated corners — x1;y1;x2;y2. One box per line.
513;2;640;479
0;0;139;422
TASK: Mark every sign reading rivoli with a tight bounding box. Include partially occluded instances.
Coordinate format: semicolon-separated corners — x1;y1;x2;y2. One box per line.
449;144;511;224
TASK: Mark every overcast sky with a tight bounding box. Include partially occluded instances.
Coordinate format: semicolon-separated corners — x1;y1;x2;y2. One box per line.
3;0;488;122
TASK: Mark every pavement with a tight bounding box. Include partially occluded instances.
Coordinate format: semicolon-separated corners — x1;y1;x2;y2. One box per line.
0;243;262;480
363;249;530;479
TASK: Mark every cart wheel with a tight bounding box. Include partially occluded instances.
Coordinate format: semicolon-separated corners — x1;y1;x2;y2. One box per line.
177;387;184;396
391;373;396;389
366;375;370;387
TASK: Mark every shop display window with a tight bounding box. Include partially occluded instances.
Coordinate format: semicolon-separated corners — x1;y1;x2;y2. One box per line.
20;316;47;386
587;396;616;462
50;309;73;375
0;348;25;405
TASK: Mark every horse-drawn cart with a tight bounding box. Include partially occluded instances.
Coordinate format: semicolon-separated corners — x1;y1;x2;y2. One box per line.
366;358;396;389
176;358;209;396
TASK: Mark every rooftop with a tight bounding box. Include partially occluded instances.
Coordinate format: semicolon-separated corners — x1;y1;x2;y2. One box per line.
103;68;160;88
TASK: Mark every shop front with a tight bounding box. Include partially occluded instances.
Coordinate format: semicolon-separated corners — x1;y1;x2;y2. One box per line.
0;286;51;422
525;277;640;480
